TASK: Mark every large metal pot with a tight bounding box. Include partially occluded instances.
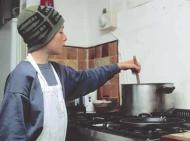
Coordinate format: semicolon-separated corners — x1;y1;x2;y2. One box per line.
121;83;175;116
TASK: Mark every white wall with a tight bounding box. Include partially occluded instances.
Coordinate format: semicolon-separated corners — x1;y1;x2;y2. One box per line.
86;0;116;45
115;0;190;108
54;0;116;47
0;19;25;102
0;21;12;101
55;0;190;108
54;0;90;47
26;0;40;7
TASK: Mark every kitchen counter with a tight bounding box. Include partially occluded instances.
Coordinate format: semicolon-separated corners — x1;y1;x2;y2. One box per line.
161;131;190;141
67;125;149;141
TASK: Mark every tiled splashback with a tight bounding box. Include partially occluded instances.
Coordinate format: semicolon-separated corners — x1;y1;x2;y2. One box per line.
50;40;119;102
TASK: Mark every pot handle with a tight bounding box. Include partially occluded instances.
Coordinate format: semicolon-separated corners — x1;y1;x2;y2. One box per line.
160;108;176;117
156;83;175;94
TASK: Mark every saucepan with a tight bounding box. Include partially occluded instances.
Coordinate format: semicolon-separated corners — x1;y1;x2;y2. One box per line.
121;56;175;116
121;83;175;116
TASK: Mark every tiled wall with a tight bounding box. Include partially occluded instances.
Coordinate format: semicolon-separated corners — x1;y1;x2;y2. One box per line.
50;47;88;70
50;40;119;102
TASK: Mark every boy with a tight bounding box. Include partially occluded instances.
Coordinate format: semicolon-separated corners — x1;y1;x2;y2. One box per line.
0;5;140;141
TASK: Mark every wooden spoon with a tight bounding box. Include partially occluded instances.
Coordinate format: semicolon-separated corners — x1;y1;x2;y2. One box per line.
133;56;140;84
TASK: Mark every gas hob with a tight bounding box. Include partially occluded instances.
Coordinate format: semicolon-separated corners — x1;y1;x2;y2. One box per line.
66;109;190;141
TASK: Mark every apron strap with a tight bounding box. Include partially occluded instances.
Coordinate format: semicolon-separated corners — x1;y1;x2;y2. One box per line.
26;54;48;85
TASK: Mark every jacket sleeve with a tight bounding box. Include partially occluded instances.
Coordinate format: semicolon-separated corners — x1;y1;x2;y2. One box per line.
0;69;31;141
0;91;28;141
60;64;120;101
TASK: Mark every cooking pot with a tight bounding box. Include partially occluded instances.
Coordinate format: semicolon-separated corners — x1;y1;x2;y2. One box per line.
121;83;175;116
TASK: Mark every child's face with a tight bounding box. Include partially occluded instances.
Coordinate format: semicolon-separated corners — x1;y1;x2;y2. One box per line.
46;27;67;55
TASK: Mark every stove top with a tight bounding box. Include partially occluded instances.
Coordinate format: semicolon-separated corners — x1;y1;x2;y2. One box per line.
67;109;190;141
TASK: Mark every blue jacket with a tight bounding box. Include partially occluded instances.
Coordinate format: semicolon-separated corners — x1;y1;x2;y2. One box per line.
0;61;120;141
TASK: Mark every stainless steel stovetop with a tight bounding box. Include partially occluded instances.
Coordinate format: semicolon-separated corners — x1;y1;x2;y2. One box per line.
66;109;190;141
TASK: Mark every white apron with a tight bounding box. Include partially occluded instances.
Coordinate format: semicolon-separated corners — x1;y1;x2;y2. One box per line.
26;54;68;141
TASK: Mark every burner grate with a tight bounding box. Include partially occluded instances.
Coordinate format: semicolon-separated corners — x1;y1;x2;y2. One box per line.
172;109;190;119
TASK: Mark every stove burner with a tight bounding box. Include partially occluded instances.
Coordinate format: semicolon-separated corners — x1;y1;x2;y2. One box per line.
69;110;190;140
119;117;186;130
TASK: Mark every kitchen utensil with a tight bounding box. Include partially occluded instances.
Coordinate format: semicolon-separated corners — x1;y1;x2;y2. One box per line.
133;56;140;84
121;83;175;116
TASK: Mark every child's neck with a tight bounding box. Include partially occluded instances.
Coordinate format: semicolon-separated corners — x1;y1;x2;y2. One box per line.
30;50;49;64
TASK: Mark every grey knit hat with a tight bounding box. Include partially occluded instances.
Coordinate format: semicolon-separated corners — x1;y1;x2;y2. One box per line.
17;5;64;52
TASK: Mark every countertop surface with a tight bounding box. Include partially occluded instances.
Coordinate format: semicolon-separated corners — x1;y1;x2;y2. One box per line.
161;130;190;141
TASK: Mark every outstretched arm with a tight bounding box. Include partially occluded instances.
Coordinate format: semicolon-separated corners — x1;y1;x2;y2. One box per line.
61;58;141;101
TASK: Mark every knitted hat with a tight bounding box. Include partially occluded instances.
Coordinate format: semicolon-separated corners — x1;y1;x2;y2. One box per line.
17;5;64;52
